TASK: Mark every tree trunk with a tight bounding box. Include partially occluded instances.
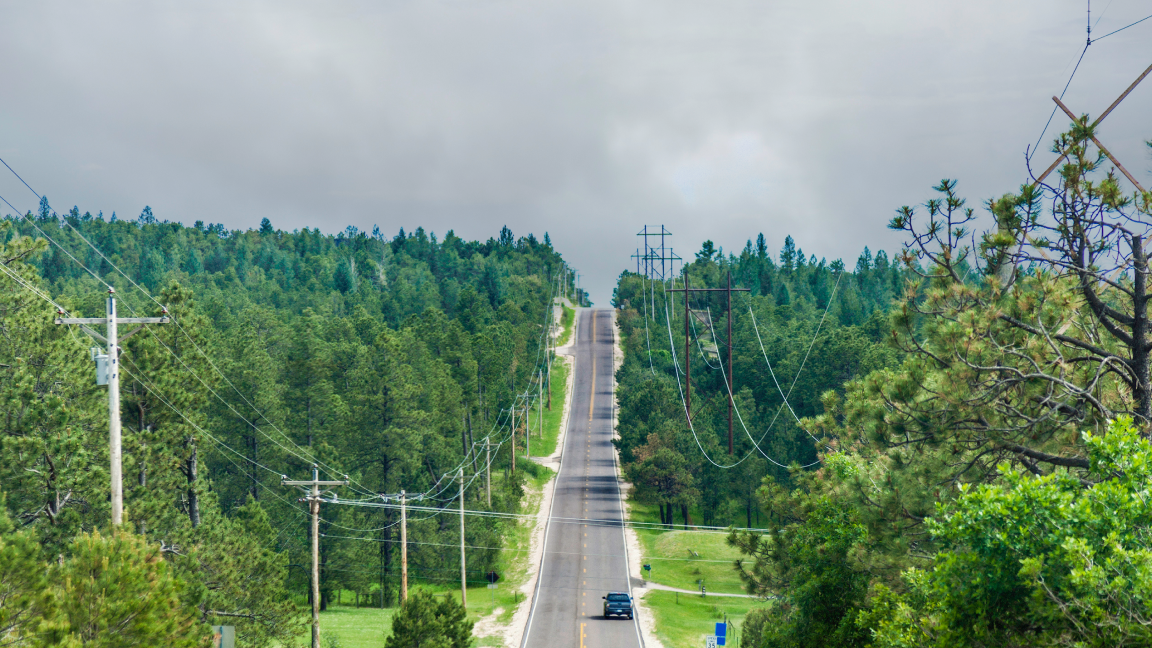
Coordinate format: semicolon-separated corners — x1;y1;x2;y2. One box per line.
681;504;690;530
467;411;475;472
462;412;469;464
248;435;259;501
186;441;200;528
1132;234;1151;430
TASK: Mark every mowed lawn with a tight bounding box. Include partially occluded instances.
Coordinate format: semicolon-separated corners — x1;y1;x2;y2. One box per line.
629;502;749;595
291;580;534;647
290;605;395;647
642;589;766;648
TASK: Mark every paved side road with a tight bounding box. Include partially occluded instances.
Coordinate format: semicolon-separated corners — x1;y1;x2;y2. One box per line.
521;309;643;648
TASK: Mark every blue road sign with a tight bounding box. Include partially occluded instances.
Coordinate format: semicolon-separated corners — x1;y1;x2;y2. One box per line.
715;622;727;646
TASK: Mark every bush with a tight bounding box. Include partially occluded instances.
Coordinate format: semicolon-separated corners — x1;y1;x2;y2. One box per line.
385;590;473;648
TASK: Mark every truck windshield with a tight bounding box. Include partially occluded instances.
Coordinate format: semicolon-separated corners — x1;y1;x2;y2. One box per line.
607;594;630;602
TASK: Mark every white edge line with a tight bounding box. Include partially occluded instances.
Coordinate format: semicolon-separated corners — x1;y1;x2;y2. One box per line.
520;308;579;647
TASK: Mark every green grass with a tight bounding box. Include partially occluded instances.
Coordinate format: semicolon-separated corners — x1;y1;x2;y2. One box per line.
305;605;396;647
628;503;748;595
642;590;765;648
527;357;570;458
555;304;575;347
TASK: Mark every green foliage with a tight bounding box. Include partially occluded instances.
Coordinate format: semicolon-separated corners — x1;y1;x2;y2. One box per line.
0;495;59;646
613;234;904;529
729;494;869;648
871;418;1152;647
740;607;772;648
0;211;567;639
55;529;206;647
384;590;473;648
0;509;208;648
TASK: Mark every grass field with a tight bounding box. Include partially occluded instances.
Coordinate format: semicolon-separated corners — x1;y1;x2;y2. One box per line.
306;605;396;647
628;502;748;595
642;589;765;648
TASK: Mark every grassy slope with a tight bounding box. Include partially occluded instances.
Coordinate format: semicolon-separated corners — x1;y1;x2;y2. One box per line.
628;503;747;595
644;590;764;648
528;357;569;458
308;606;397;647
555;304;575;347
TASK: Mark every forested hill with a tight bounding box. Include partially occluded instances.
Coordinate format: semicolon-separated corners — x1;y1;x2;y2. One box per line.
613;234;907;528
0;199;568;645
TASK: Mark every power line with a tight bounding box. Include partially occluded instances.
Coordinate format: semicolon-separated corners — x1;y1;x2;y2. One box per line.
745;270;844;441
1;160;566;551
660;283;753;470
2;156;559;499
17;211;547;503
1093;11;1152;41
655;270;841;470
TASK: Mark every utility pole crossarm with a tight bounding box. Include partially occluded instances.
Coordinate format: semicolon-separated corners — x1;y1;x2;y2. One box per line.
1051;96;1147;193
282;479;350;487
55;316;170;324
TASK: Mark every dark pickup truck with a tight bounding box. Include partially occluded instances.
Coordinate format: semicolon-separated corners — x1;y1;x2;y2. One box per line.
602;592;633;619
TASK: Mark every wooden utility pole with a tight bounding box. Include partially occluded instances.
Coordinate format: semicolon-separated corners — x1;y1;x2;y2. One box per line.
458;468;467;609
400;490;408;603
667;272;749;453
485;437;492;507
283;465;348;648
538;370;543;439
55;288;168;526
511;406;516;475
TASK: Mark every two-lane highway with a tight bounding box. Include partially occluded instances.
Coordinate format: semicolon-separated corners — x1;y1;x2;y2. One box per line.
522;309;642;648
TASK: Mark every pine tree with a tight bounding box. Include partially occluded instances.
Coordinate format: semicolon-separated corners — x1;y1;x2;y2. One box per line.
384;590;473;648
56;529;206;647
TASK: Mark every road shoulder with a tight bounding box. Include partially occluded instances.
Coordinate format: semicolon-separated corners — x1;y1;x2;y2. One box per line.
611;310;666;648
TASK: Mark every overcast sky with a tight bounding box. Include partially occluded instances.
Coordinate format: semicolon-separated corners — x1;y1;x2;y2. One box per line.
1;1;1150;304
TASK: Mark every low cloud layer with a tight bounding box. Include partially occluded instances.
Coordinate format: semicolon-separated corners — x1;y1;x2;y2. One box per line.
1;1;1149;302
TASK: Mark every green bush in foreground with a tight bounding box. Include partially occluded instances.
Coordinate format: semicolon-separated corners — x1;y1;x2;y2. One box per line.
0;501;207;648
871;418;1152;648
384;590;473;648
56;530;205;648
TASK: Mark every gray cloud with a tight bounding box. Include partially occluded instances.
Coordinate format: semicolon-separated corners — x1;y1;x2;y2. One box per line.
1;0;1149;303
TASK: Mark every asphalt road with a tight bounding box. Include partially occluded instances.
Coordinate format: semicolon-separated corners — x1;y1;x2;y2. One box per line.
522;308;643;648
